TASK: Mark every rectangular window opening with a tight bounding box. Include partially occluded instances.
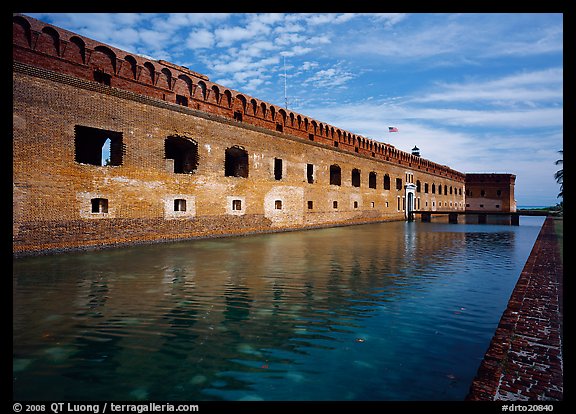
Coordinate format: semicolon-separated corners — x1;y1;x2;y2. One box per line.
232;199;242;211
307;201;313;209
75;125;123;167
91;198;108;213
94;70;111;86
176;94;188;106
307;164;314;184
274;158;283;180
275;200;282;209
174;199;187;212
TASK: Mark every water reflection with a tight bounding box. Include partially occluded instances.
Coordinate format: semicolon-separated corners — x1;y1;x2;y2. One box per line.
13;218;544;401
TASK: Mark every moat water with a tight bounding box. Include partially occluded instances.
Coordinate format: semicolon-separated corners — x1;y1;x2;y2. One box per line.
13;217;545;401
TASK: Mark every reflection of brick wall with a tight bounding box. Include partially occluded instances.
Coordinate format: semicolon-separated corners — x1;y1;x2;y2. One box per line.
465;174;516;213
13;14;468;256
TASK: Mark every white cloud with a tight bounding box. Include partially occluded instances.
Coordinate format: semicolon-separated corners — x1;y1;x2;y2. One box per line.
186;29;215;49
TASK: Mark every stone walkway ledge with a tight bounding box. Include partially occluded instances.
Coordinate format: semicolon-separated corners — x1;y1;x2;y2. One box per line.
466;217;563;401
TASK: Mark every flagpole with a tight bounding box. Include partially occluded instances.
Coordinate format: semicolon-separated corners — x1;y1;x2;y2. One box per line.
284;55;288;110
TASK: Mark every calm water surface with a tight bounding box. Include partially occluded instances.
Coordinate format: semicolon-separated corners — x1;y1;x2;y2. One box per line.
13;217;545;401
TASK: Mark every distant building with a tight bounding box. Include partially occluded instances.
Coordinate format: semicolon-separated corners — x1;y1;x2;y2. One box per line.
465;174;517;213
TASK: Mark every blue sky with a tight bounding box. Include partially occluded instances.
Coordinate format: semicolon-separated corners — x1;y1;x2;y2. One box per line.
27;12;563;206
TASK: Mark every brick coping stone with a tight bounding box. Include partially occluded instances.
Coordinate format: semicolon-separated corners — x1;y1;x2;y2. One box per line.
466;217;563;401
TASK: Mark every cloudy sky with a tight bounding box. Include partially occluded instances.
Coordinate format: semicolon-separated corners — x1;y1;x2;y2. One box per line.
27;12;563;206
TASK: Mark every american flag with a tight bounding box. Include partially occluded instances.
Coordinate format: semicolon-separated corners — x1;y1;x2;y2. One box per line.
388;126;399;132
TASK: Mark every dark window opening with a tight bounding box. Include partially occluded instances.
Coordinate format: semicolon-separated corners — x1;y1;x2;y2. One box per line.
174;199;187;211
369;172;377;189
225;146;249;178
384;174;391;190
307;164;314;184
308;201;313;209
424;183;429;193
176;94;188;106
416;180;421;192
333;201;338;209
276;123;283;132
94;70;111;86
75;125;123;166
496;204;500;208
308;134;314;141
352;168;361;187
353;201;359;209
232;199;242;210
165;135;199;174
497;189;502;197
275;200;282;209
234;111;243;122
396;178;403;190
334;141;339;147
330;165;341;186
444;185;448;195
481;190;486;197
432;184;436;194
91;198;108;213
355;147;359;153
274;158;283;180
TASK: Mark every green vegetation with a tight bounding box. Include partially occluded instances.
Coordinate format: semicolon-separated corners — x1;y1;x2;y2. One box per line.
554;218;563;264
517;203;563;217
555;150;563;199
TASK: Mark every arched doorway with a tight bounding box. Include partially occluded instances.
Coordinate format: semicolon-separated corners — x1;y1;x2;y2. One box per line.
405;183;416;220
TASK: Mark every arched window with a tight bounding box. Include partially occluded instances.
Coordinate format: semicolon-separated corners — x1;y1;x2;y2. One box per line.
125;55;138;79
261;102;268;118
198;81;207;100
38;26;60;56
176;74;193;96
224;90;233;108
384;174;391;190
143;62;155;84
93;45;117;74
67;36;86;64
165;136;199;174
13;15;32;48
211;85;220;104
225;146;249;178
369;172;377;189
351;168;361;187
160;68;172;90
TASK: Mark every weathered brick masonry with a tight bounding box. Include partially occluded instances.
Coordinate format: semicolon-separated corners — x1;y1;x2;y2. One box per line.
466;217;563;401
13;14;484;256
